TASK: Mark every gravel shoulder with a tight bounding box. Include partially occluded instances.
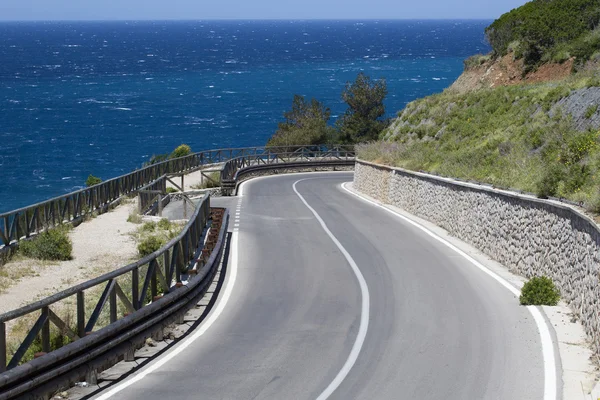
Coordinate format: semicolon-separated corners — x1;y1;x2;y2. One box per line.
0;200;140;314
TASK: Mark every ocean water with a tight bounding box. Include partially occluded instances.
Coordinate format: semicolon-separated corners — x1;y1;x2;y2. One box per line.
0;20;490;213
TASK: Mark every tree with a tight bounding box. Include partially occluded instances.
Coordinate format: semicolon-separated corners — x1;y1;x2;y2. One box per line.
170;144;192;158
266;95;336;149
143;144;193;167
337;73;389;143
85;174;102;187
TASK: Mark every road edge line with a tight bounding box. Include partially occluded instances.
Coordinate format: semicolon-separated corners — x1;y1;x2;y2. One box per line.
292;179;370;400
94;185;246;399
341;182;558;400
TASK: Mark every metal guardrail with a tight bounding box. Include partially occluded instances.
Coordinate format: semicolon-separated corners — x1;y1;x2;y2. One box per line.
0;195;228;399
220;145;356;195
0;146;329;248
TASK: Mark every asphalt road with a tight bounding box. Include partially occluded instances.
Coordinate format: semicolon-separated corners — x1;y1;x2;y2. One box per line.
104;172;546;400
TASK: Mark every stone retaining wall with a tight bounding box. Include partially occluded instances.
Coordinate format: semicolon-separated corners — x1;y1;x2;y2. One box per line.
354;160;600;354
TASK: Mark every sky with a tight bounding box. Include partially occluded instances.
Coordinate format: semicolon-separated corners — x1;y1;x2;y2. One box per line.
0;0;529;21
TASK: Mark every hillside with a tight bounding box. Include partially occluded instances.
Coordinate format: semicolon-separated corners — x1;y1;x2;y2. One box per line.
359;71;600;210
358;0;600;212
449;53;576;93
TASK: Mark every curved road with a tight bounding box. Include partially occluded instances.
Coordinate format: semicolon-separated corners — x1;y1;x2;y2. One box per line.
100;172;547;400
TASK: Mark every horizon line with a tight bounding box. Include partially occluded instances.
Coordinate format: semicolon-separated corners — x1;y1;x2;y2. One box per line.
0;18;495;23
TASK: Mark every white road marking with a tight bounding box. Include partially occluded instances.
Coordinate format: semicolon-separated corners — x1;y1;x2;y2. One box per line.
292;179;370;400
341;182;557;400
94;182;248;399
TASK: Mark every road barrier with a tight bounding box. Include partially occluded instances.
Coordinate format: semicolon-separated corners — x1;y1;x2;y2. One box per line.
0;146;343;248
0;195;228;399
0;144;356;398
220;145;356;195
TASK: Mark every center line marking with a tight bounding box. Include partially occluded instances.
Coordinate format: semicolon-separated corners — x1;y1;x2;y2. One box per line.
292;178;370;400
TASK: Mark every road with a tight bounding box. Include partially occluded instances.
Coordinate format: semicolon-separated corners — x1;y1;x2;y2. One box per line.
102;172;547;400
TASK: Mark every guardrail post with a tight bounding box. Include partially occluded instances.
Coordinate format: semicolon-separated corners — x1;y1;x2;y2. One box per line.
41;307;50;354
0;322;6;372
151;267;158;300
109;285;117;324
132;268;140;310
158;194;163;217
77;291;85;337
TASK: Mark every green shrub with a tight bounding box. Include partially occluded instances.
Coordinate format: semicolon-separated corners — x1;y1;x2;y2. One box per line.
536;165;564;198
463;54;491;69
85;175;102;187
137;235;165;258
157;218;171;230
585;104;598;119
19;227;73;261
519;276;560;306
166;187;178;194
170;144;192;159
127;212;143;224
141;221;156;233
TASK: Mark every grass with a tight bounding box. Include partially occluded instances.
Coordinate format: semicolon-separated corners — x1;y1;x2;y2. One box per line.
132;219;184;258
364;70;600;212
127;211;143;224
190;172;221;189
0;254;55;294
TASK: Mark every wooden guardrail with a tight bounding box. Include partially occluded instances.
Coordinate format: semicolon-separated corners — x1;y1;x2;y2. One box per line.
0;146;338;248
220;145;356;195
0;195;228;399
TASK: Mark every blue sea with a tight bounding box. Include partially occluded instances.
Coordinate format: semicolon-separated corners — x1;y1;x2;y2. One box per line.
0;20;490;213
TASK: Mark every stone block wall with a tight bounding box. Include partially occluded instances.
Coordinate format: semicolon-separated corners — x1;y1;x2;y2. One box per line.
354;160;600;354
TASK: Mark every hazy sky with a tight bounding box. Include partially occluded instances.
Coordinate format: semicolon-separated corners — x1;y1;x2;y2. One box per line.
1;0;528;21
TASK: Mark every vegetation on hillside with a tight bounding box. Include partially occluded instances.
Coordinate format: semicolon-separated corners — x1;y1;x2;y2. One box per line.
360;71;600;211
266;73;389;147
485;0;600;72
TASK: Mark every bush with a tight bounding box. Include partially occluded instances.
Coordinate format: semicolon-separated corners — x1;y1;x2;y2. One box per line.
519;276;561;306
536;165;564;198
141;221;156;232
463;54;491;69
85;175;102;187
127;212;143;224
585;104;598;119
166;187;178;194
170;144;192;159
19;227;73;261
137;235;165;258
157;218;172;230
